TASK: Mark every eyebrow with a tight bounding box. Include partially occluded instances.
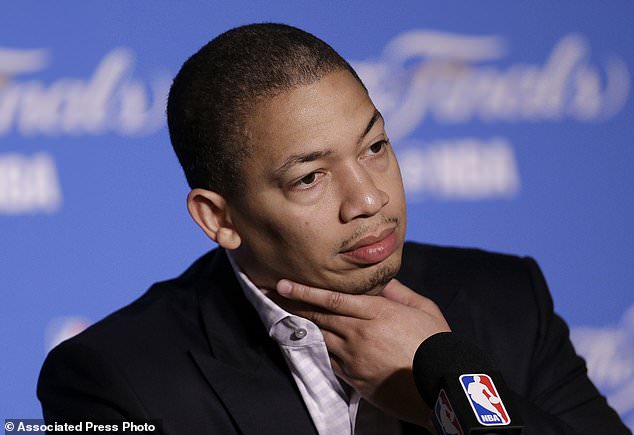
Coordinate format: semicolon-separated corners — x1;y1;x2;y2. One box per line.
360;109;383;143
275;149;334;178
274;109;383;178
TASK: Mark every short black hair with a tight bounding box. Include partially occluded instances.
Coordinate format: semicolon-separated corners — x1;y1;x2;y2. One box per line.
167;23;365;196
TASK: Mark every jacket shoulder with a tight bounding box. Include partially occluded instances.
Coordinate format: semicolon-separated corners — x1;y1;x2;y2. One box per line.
400;241;536;298
66;250;215;345
37;249;223;420
38;248;222;389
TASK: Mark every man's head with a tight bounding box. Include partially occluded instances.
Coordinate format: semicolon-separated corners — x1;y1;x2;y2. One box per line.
168;23;407;295
167;23;363;197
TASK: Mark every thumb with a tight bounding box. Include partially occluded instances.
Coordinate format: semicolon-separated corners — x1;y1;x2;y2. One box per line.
380;279;429;310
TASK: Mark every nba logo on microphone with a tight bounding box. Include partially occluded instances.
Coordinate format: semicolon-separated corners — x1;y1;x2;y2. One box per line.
459;374;511;426
435;389;464;435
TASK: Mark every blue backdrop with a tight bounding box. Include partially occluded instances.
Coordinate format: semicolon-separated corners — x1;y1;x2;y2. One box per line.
2;1;633;428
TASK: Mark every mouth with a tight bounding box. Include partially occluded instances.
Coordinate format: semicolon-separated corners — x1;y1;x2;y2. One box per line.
339;227;399;265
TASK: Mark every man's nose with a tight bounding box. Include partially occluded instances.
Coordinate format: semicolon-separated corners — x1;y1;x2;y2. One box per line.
339;165;389;223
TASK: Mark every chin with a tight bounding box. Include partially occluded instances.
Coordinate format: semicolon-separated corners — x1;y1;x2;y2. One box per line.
338;253;402;295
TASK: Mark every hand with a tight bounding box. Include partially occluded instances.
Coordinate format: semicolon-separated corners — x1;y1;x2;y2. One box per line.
275;278;451;427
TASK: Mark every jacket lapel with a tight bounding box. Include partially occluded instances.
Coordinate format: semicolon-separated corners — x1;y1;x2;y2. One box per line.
187;243;476;435
189;249;317;435
397;243;478;337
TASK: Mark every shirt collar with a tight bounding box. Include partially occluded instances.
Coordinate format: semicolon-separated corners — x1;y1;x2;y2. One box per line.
226;251;296;336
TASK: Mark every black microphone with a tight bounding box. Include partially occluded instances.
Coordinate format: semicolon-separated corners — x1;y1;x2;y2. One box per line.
412;332;525;434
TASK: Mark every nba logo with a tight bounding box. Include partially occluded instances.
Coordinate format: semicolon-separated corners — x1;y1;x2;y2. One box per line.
459;374;511;426
435;389;463;435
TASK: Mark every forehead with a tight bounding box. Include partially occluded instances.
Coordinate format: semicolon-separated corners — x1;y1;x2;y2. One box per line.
244;70;378;171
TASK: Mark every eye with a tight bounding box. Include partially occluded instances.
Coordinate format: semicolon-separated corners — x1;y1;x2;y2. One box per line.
299;173;317;185
368;139;388;155
291;171;322;190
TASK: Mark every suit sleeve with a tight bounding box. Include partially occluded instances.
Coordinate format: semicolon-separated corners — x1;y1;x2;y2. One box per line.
37;337;149;423
512;257;631;435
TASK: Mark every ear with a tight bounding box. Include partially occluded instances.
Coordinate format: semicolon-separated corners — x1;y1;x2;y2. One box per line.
187;188;242;250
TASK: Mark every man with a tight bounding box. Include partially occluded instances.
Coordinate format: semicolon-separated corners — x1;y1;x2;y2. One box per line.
38;23;630;434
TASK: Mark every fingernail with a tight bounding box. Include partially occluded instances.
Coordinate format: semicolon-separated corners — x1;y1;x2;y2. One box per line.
277;280;292;295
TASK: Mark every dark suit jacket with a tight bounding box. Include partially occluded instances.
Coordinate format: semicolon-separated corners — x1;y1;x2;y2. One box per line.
37;242;630;434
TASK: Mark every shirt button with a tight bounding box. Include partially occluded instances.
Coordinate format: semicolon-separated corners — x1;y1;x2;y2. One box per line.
292;328;308;340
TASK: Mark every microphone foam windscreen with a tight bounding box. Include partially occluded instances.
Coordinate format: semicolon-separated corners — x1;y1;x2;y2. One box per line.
412;332;496;405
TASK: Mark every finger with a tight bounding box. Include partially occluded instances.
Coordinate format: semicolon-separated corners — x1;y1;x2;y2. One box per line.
290;308;356;336
276;279;375;319
321;329;347;355
328;353;351;384
380;279;432;310
272;288;363;335
329;353;343;376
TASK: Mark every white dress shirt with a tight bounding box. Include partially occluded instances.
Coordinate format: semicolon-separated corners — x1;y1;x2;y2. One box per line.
227;253;361;434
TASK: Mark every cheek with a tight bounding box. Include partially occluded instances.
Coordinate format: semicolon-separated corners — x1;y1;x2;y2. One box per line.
388;164;406;200
284;210;338;251
240;185;342;255
261;211;323;248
